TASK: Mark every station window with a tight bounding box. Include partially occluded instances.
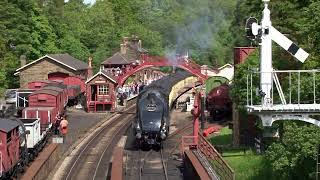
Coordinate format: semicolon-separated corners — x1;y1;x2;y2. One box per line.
98;85;109;95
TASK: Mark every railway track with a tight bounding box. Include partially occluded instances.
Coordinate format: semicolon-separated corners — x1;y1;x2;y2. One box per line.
125;116;192;180
62;106;135;180
138;147;168;180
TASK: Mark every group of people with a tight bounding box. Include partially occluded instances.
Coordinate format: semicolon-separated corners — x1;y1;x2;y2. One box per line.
117;77;161;106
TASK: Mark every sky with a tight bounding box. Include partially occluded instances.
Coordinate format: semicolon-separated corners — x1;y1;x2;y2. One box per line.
65;0;96;4
83;0;96;4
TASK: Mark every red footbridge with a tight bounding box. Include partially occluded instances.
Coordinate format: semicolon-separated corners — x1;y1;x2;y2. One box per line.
116;55;208;86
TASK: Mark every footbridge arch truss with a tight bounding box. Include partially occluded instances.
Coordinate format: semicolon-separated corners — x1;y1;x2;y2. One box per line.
116;56;208;86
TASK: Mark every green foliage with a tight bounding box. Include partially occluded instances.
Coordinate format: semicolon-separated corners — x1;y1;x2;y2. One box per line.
230;50;260;108
205;76;229;93
0;0;238;90
209;127;232;145
231;1;320;178
265;122;320;179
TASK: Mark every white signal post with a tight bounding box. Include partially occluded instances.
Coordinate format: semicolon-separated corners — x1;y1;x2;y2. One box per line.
253;0;309;107
260;0;272;106
246;0;320;128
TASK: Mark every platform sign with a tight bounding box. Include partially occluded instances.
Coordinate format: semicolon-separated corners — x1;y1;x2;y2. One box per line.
52;136;64;144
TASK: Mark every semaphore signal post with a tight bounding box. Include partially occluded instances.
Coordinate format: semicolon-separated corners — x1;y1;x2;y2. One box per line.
245;0;320;127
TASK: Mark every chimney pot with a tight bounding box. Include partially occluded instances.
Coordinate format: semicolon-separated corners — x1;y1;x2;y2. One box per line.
120;44;126;55
88;57;93;68
138;40;142;49
123;37;129;45
20;55;26;67
87;57;93;79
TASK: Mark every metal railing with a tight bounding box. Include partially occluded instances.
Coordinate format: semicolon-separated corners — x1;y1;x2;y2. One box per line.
181;134;235;180
198;134;235;180
247;69;320;106
0;151;2;177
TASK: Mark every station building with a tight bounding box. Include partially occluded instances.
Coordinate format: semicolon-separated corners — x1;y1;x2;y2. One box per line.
15;54;89;88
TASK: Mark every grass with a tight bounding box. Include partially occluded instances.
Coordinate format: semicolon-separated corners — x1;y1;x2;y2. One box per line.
209;127;232;145
208;127;273;180
223;150;272;180
205;76;229;93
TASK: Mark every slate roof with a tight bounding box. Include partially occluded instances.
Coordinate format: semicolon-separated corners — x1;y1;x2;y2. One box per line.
42;86;64;93
101;52;130;65
48;54;88;70
15;54;88;73
101;40;148;65
128;44;148;53
0;118;20;132
31;89;60;96
85;69;117;84
101;70;117;81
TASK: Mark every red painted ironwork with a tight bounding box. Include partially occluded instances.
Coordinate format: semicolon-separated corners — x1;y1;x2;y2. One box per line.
181;134;235;180
116;55;207;86
198;134;235;180
181;90;235;180
202;126;219;137
191;92;201;145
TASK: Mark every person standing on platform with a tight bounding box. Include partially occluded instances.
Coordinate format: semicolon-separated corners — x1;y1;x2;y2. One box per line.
60;116;69;142
55;115;62;135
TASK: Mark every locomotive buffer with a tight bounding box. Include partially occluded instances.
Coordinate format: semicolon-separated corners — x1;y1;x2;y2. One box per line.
245;0;320;127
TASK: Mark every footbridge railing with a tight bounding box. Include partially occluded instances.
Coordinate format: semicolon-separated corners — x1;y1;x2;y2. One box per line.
246;69;320;127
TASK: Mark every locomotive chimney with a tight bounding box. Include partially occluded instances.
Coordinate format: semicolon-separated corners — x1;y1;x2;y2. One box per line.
20;55;26;67
87;57;93;79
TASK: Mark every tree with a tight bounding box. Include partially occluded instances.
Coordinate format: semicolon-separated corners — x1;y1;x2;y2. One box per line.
266;122;320;179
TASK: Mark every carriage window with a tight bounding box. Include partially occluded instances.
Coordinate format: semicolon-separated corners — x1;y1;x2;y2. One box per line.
98;85;109;95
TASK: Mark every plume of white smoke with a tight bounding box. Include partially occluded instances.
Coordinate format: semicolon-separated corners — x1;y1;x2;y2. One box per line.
164;0;227;67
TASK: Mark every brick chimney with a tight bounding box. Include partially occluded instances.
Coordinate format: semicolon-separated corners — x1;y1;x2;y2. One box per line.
120;44;126;55
138;40;142;49
87;57;93;79
20;55;26;67
120;37;129;55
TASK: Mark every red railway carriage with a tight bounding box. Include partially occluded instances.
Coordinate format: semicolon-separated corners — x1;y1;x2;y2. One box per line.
28;89;64;114
0;119;20;178
27;80;60;90
206;84;232;119
22;107;57;134
63;76;86;93
42;85;68;107
67;85;81;102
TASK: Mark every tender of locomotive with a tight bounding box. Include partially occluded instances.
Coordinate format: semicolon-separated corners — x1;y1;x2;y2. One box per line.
134;71;193;147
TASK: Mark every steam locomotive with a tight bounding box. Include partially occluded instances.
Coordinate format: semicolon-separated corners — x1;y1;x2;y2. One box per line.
134;71;193;147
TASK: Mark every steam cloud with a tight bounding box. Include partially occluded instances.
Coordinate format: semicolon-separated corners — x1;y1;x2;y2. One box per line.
161;0;228;66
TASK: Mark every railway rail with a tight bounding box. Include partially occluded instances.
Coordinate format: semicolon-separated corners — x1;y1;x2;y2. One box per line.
60;105;136;180
138;147;169;180
125;113;192;180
